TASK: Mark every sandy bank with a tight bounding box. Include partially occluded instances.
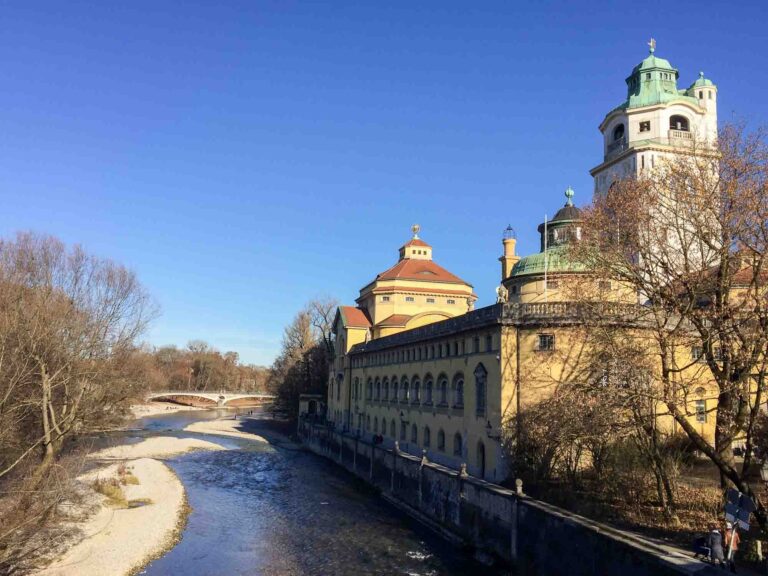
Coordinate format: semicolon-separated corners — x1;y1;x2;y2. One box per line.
184;418;268;443
37;458;185;576
130;401;206;419
90;436;225;460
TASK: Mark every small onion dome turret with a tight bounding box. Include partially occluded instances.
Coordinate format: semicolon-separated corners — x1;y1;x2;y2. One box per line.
510;187;588;278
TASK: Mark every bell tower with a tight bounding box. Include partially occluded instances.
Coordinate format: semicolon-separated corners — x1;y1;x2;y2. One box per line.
590;40;718;196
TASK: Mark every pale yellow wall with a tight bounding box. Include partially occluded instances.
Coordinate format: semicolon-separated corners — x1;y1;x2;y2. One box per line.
507;274;638;304
357;277;474;327
346;327;503;481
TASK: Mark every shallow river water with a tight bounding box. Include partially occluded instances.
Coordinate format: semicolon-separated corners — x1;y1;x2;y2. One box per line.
130;410;506;576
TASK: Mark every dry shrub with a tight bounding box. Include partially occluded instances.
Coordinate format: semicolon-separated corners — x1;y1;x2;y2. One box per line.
92;478;127;508
0;454;87;576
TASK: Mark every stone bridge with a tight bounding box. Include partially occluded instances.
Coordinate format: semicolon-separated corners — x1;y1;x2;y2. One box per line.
147;391;275;407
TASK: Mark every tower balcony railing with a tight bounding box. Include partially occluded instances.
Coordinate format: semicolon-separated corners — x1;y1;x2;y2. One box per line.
668;129;693;145
605;138;628;160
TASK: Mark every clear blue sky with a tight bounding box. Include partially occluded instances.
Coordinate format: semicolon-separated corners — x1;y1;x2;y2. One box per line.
2;1;766;365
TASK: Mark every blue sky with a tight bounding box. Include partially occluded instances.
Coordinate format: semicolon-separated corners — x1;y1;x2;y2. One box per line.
2;1;766;365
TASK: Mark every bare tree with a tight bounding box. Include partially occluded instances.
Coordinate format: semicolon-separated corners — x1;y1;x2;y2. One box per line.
0;233;156;480
571;124;768;519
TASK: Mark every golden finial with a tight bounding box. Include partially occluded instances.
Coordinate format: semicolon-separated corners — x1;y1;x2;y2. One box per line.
411;224;421;239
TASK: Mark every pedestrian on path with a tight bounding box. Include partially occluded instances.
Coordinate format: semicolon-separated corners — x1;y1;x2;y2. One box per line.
724;522;740;573
707;524;725;567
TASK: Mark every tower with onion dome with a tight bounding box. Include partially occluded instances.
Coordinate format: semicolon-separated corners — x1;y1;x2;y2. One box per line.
590;39;718;196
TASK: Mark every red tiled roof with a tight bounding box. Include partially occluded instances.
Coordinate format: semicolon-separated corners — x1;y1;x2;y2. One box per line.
401;238;431;248
377;314;412;327
376;258;470;285
339;306;371;328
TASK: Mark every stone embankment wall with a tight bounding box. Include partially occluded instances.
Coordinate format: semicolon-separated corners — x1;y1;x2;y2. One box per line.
299;420;720;576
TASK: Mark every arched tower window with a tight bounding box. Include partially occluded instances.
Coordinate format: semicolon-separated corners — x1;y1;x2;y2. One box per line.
424;377;433;404
612;123;625;142
669;115;689;131
423;426;431;447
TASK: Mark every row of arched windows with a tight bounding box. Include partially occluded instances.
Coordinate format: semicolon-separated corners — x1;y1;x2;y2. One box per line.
366;415;464;456
356;364;487;415
349;333;496;369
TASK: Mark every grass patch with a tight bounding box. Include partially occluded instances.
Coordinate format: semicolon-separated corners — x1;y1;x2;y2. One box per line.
92;477;128;508
121;472;140;485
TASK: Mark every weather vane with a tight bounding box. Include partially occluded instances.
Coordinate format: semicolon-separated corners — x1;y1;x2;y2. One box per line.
648;37;656;54
411;224;421;239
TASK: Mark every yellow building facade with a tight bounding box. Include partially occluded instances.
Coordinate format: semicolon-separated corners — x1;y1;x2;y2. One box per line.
326;47;720;482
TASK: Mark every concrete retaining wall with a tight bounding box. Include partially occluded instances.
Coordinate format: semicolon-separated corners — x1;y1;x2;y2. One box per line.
299;420;720;576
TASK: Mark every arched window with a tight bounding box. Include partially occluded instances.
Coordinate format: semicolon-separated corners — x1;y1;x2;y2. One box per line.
669;115;689;131
411;423;418;443
612;123;625;142
401;377;409;403
374;417;379;433
437;429;446;451
474;363;487;416
392;378;399;402
438;376;448;405
424;376;434;405
423;426;431;447
364;378;370;400
453;373;464;408
400;421;406;441
453;432;463;456
382;378;389;401
477;441;486;478
412;377;421;403
374;378;380;400
366;415;370;430
336;375;342;401
390;419;396;437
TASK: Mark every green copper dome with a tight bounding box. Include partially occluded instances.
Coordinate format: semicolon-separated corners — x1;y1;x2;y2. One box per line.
510;245;588;278
690;71;714;88
611;43;702;112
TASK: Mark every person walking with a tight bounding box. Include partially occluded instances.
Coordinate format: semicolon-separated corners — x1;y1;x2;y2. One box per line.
724;522;740;573
707;524;725;567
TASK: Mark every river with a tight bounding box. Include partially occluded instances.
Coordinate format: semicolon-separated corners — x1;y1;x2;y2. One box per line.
127;409;507;576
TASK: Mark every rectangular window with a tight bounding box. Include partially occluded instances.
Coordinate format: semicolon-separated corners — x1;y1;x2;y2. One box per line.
692;346;703;362
447;299;456;304
510;285;518;294
537;334;555;351
426;298;435;303
382;296;390;302
485;335;493;352
639;121;651;132
695;399;707;423
405;296;414;302
473;337;480;353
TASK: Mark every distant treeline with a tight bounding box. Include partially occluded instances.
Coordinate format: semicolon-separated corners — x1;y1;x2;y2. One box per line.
137;341;269;394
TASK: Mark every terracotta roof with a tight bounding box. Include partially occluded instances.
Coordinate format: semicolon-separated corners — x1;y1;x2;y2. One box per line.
401;238;431;248
376;314;412;327
376;258;470;285
339;306;371;328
